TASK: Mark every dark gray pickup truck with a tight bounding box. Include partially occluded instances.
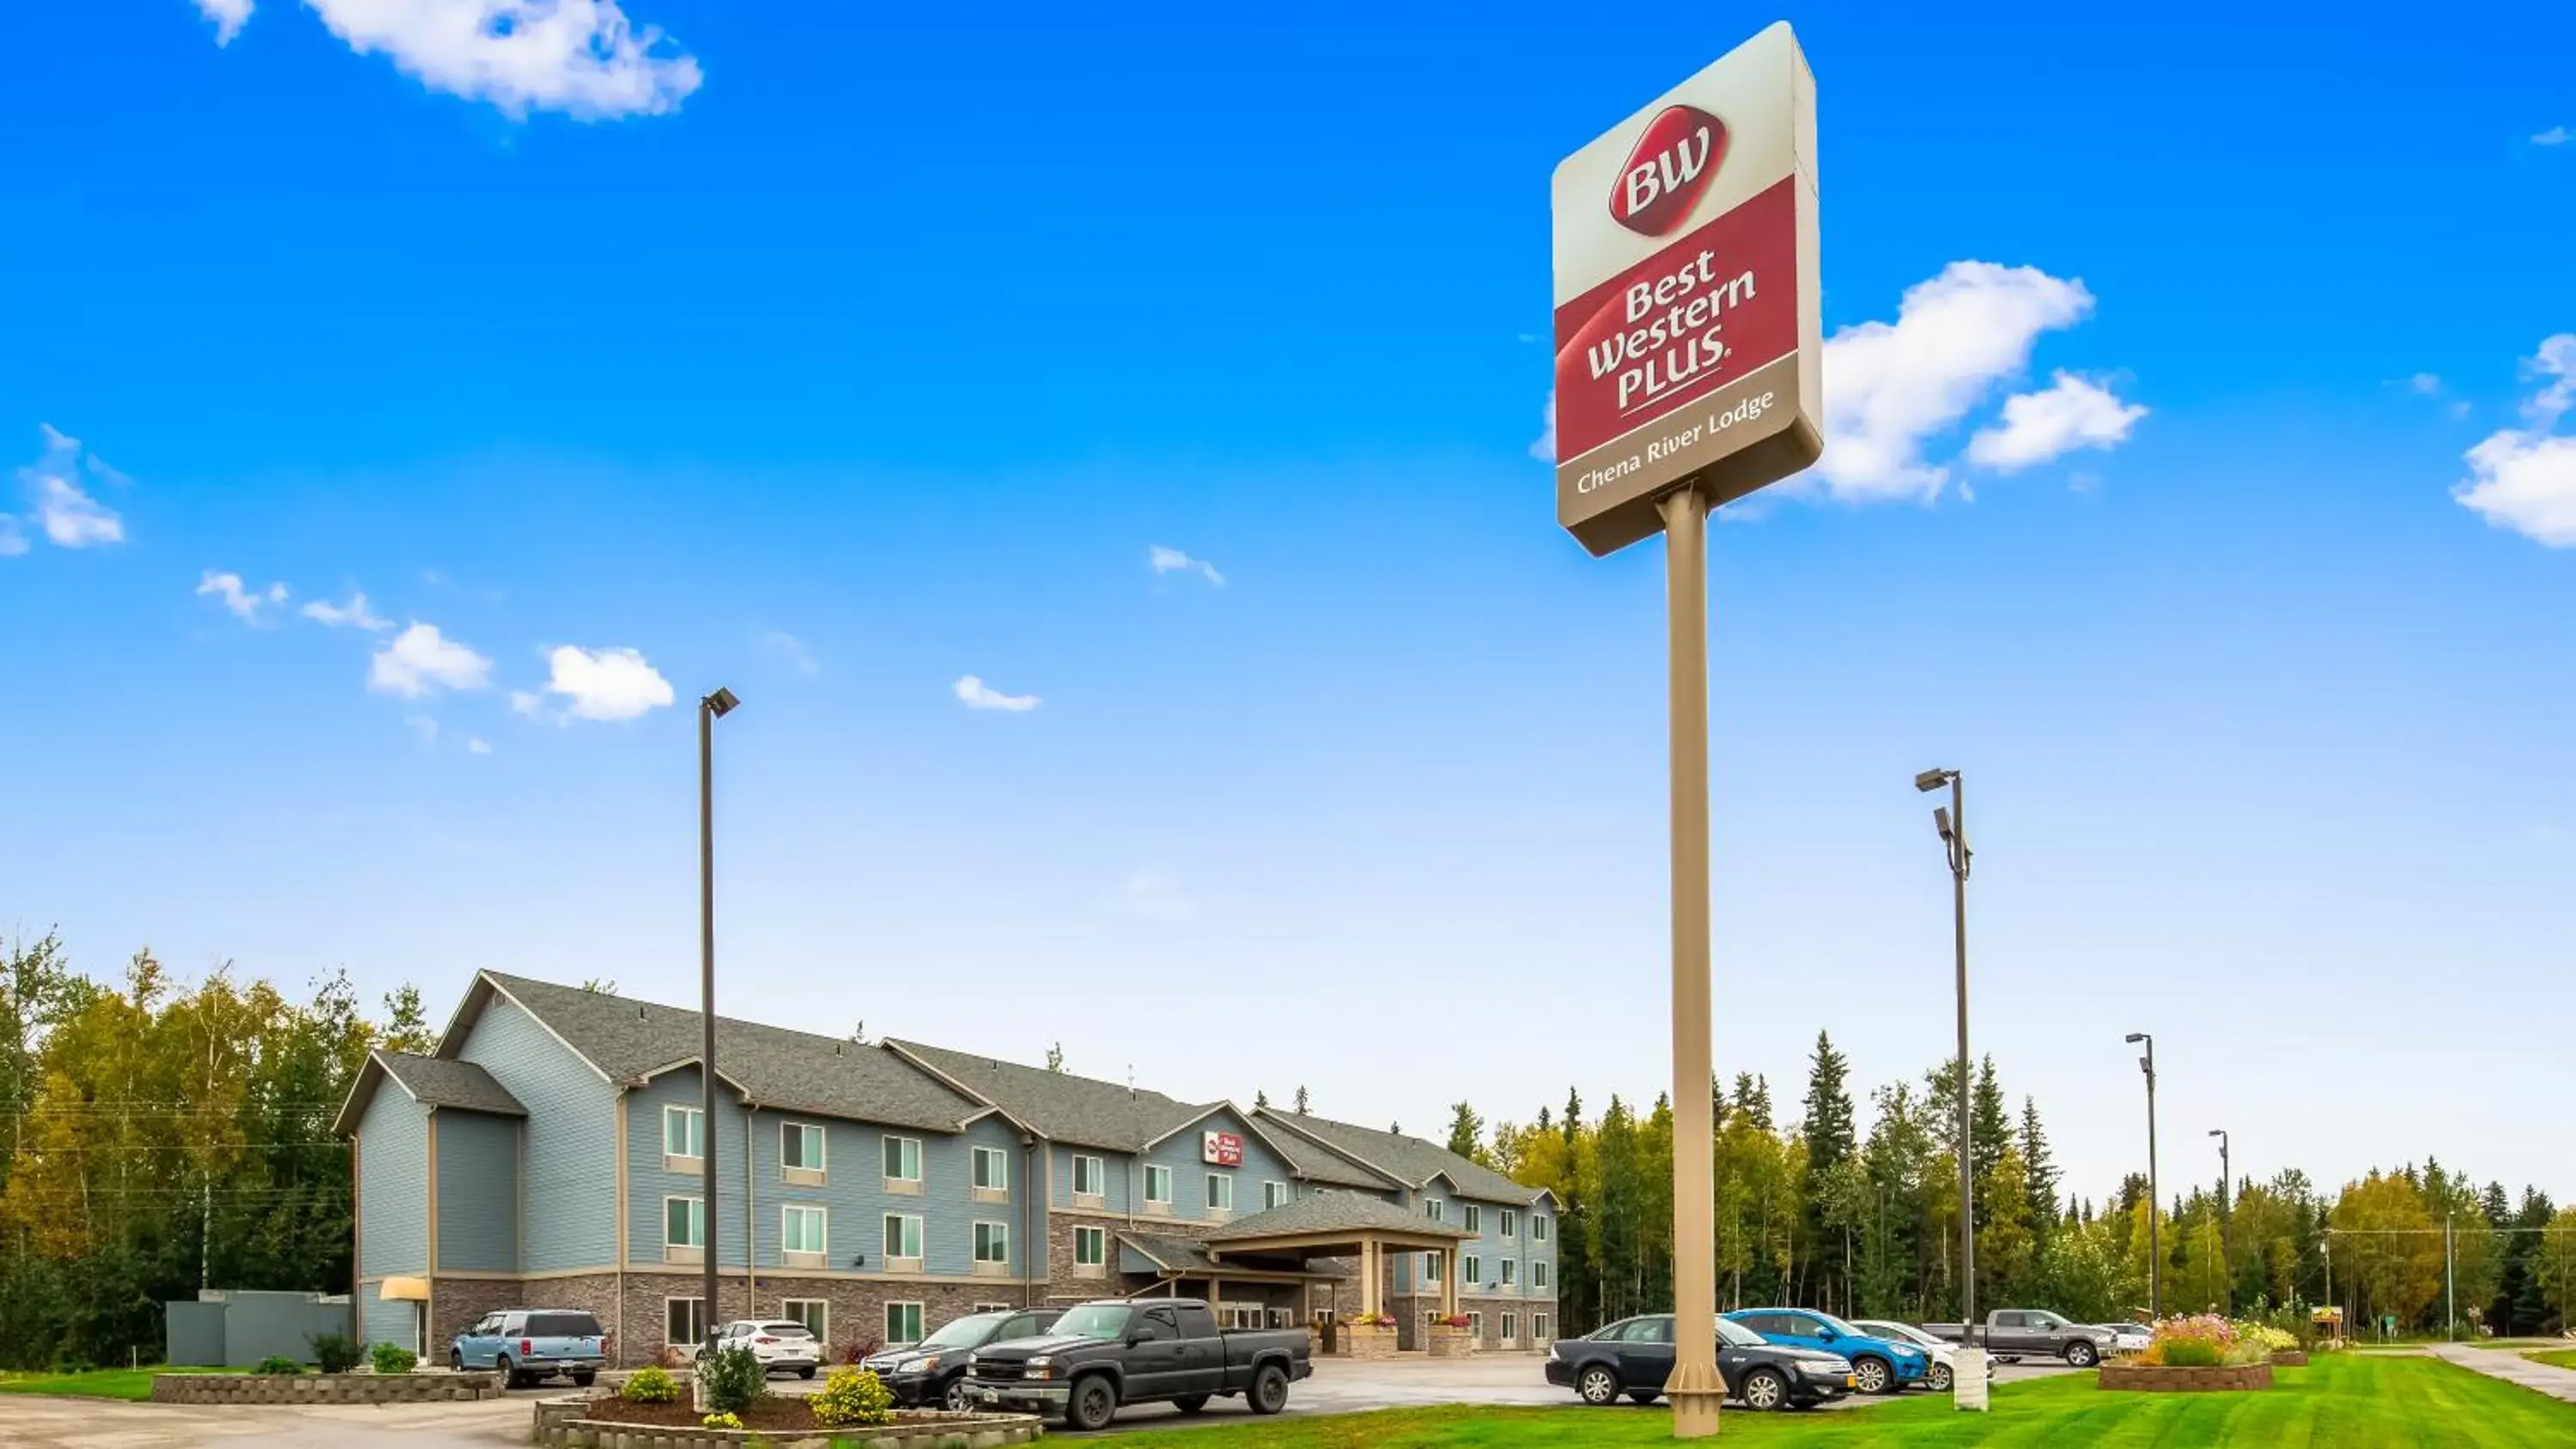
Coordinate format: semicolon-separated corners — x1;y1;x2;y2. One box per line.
963;1297;1311;1430
1921;1308;2116;1367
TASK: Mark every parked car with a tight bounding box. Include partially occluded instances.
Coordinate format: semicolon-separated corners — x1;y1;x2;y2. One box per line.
861;1307;1061;1411
699;1319;823;1378
1847;1318;1991;1393
963;1298;1310;1431
1725;1308;1929;1395
1921;1308;2117;1367
1543;1313;1855;1411
449;1308;607;1388
2095;1321;2152;1355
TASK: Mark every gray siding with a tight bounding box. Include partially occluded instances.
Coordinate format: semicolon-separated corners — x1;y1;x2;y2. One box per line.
628;1065;750;1269
357;1088;428;1277
459;994;617;1271
1052;1143;1132;1213
361;1294;421;1353
434;1110;520;1272
742;1107;1039;1276
1139;1107;1297;1223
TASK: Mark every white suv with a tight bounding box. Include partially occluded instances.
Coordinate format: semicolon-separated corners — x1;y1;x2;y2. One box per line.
702;1319;823;1378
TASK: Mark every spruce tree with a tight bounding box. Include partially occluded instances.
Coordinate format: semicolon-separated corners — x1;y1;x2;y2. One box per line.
2020;1096;2060;1247
1446;1101;1486;1163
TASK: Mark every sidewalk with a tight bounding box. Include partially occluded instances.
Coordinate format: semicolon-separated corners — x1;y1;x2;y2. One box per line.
2429;1343;2576;1406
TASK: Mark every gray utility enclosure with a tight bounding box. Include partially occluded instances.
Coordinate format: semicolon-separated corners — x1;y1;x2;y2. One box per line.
165;1289;354;1367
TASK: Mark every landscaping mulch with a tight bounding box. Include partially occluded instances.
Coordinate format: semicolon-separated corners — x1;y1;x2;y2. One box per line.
574;1395;981;1431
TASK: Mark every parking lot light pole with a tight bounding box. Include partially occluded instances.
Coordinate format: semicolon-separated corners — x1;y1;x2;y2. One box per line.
1915;767;1982;1408
700;686;740;1364
2208;1130;2230;1314
2127;1033;2159;1320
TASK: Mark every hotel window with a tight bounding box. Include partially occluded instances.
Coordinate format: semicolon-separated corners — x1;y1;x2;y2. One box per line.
973;1222;1011;1264
1534;1313;1552;1341
1206;1173;1235;1212
1534;1260;1551;1289
973;1301;1013;1314
1072;1154;1105;1197
884;1301;924;1348
1533;1215;1550;1243
665;1297;706;1347
882;1136;922;1183
972;1146;1010;1191
1462;1254;1481;1285
1074;1226;1107;1267
1501;1258;1518;1288
1424;1199;1444;1223
1500;1209;1519;1238
664;1196;705;1250
1463;1203;1482;1234
1145;1164;1174;1205
781;1122;825;1175
1502;1312;1518;1343
781;1299;828;1342
664;1105;704;1161
1468;1312;1483;1338
781;1204;828;1257
1264;1180;1291;1210
1420;1252;1443;1284
883;1213;924;1262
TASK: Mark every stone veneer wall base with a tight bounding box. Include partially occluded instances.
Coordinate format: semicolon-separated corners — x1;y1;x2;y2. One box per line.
152;1372;504;1404
531;1397;1043;1448
2097;1361;2275;1392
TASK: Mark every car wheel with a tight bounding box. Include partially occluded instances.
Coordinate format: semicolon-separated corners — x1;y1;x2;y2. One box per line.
1853;1356;1893;1395
1174;1393;1212;1415
496;1355;520;1390
942;1378;974;1413
1927;1361;1954;1393
571;1373;595;1389
1577;1365;1621;1406
2065;1340;2099;1368
797;1366;816;1380
449;1350;465;1373
1250;1364;1290;1416
1741;1367;1789;1411
1067;1375;1118;1432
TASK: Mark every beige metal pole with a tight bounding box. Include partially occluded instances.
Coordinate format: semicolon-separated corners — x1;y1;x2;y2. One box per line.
1660;484;1722;1438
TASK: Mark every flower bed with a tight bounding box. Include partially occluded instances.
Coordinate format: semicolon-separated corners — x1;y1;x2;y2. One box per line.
532;1395;1042;1449
152;1370;502;1404
2099;1315;2282;1391
2099;1361;2275;1392
1342;1316;1400;1361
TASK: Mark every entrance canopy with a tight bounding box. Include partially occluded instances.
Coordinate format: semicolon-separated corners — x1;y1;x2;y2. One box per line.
1196;1192;1475;1319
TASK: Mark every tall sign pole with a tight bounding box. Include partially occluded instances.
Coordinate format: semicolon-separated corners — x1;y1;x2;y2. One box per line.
1552;23;1820;1440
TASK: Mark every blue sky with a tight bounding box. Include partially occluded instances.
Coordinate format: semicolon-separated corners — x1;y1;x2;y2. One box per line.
3;2;2571;1207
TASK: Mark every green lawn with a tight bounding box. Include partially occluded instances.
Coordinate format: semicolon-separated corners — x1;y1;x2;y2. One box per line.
2524;1349;2576;1372
0;1367;235;1402
1085;1355;2576;1447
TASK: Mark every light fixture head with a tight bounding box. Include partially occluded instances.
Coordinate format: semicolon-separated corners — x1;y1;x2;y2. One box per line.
1933;805;1955;842
706;687;741;718
2124;1033;2148;1045
1914;768;1953;793
2208;1129;2225;1139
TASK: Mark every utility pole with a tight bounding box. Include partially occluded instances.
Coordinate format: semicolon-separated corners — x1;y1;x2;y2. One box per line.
698;687;739;1367
2445;1215;2456;1343
2126;1034;2160;1319
1917;767;1984;1407
2208;1129;2231;1314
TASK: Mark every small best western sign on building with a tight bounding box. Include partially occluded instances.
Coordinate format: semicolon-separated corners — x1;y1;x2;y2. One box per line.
1552;22;1822;555
1203;1131;1243;1167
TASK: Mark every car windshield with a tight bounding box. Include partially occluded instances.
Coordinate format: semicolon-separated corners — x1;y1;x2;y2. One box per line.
1811;1312;1868;1338
1052;1305;1133;1341
921;1314;1004;1349
1716;1317;1765;1349
1861;1321;1935;1347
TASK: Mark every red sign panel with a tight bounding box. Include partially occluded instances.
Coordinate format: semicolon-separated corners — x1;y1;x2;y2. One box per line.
1203;1131;1243;1167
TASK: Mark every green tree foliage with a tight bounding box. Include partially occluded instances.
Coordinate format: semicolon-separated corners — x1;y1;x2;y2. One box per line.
1444;1101;1487;1166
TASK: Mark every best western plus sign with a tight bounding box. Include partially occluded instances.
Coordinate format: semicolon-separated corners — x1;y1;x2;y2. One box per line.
1552;24;1822;556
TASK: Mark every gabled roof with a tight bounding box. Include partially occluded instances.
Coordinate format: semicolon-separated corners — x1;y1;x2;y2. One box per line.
886;1039;1208;1153
1254;1107;1546;1206
1203;1190;1474;1243
1249;1118;1400;1191
332;1049;526;1137
441;973;983;1135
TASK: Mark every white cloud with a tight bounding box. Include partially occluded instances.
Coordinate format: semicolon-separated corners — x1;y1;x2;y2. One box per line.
405;714;440;748
301;590;392;631
211;0;705;119
2535;126;2570;147
1965;372;2148;472
2407;373;2445;396
757;629;819;677
527;645;675;721
1108;868;1194;920
196;569;291;622
467;737;493;755
2452;334;2576;546
368;622;494;698
1148;545;1225;586
0;517;27;558
193;0;252;44
953;675;1040;712
1530;391;1558;463
510;689;542;716
1809;262;2099;502
12;424;127;549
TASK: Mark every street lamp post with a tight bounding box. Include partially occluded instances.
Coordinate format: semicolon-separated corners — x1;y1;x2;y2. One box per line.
699;686;740;1365
2127;1033;2160;1320
1915;767;1983;1407
2208;1129;2230;1314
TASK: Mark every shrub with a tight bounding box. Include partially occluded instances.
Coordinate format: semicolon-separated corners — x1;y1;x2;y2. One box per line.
252;1355;304;1375
834;1334;883;1366
702;1411;744;1429
2141;1314;2270;1368
621;1365;681;1404
699;1343;767;1416
808;1366;896;1428
307;1333;362;1374
369;1342;417;1375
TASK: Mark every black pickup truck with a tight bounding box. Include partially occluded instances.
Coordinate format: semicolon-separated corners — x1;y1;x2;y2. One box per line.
963;1297;1311;1431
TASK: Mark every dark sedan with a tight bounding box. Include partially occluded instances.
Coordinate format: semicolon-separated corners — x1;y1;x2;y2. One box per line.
1545;1313;1856;1411
860;1307;1060;1411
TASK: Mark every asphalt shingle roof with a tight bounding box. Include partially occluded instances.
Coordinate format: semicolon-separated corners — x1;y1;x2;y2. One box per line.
1255;1109;1544;1206
473;973;982;1134
376;1051;526;1116
889;1039;1211;1153
1203;1191;1473;1242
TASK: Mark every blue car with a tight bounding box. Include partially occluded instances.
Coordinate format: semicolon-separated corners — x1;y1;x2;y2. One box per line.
451;1307;607;1388
1724;1308;1928;1396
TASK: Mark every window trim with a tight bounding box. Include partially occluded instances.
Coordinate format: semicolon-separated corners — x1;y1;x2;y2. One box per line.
1532;1214;1549;1242
1143;1162;1175;1210
663;1194;706;1261
1072;1153;1106;1201
1420;1252;1443;1284
1263;1179;1290;1210
780;1298;829;1344
663;1105;705;1168
1501;1258;1517;1288
1534;1313;1552;1342
972;1220;1012;1266
781;1120;827;1183
1463;1203;1482;1235
1533;1259;1551;1289
882;1212;925;1266
884;1300;925;1349
665;1296;708;1348
1205;1172;1235;1213
882;1135;923;1191
780;1203;829;1263
1500;1208;1519;1238
1072;1223;1108;1275
971;1144;1011;1199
